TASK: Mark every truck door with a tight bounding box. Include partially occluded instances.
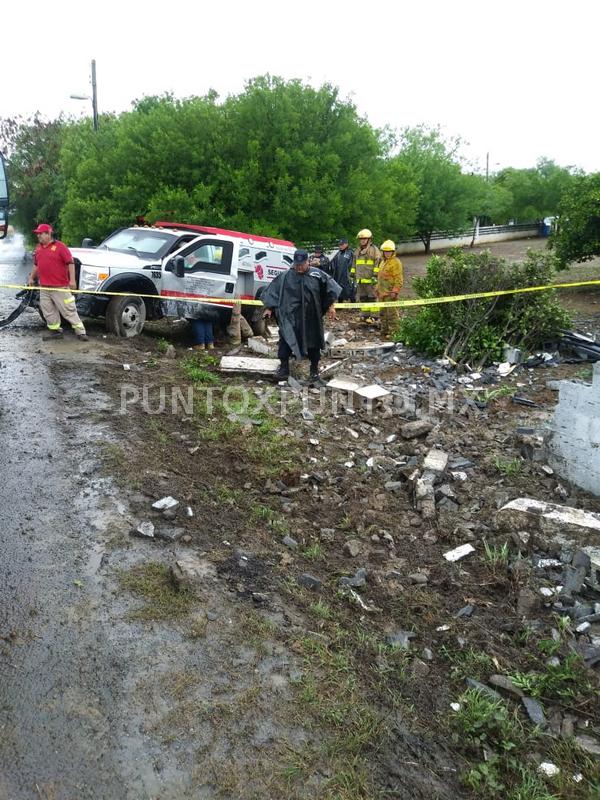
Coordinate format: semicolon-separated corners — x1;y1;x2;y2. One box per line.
160;236;239;318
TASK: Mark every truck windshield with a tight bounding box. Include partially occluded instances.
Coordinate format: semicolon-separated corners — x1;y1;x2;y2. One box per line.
100;228;176;257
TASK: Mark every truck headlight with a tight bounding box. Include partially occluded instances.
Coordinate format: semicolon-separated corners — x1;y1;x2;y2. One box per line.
79;268;109;291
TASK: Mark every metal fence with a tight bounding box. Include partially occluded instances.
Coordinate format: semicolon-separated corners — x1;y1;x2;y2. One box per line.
303;223;539;253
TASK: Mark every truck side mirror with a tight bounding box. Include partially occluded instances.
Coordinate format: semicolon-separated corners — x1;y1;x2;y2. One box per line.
81;237;95;247
173;255;185;278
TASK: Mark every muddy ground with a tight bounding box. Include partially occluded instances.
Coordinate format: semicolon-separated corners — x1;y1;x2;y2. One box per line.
1;235;599;800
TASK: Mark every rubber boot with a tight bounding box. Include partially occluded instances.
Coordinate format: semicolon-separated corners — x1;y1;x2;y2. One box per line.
272;360;290;382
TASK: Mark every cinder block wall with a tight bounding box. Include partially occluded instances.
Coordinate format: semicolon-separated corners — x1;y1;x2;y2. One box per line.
548;362;600;496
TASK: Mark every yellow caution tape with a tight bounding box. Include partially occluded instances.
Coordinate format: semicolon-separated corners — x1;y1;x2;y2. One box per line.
0;279;599;309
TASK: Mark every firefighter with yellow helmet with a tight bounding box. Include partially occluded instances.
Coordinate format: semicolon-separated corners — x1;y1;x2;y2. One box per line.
352;228;381;320
376;240;403;338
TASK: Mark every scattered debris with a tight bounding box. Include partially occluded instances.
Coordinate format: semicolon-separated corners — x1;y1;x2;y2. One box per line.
170;555;216;590
537;762;560;778
152;496;179;511
298;573;323;591
386;630;415;649
132;521;155;539
443;543;476;562
246;337;271;355
498;498;600;541
219;356;280;374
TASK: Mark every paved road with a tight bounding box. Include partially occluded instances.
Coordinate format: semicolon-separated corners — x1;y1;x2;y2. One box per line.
0;236;153;799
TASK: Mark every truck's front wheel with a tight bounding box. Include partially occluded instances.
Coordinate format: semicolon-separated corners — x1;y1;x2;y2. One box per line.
106;295;146;337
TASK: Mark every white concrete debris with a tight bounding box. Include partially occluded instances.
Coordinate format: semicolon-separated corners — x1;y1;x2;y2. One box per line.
246;337;271;355
327;377;361;392
152;496;179;510
219;356;280;374
330;341;395;357
497;498;600;542
135;521;155;538
548;361;600;496
423;448;449;474
170;555;217;589
538;762;560;778
443;543;476;562
354;385;391;401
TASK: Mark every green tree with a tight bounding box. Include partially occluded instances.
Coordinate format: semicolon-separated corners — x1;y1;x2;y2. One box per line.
216;75;399;242
60;93;222;244
394;126;475;252
0;114;68;239
551;172;600;266
494;158;577;223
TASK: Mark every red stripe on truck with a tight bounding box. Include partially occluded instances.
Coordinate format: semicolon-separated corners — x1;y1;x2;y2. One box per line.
155;220;295;248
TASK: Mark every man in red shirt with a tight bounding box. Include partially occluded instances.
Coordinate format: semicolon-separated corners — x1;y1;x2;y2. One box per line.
28;223;88;341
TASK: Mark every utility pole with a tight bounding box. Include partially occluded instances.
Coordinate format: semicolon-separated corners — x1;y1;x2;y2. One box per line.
91;59;99;132
485;151;490;182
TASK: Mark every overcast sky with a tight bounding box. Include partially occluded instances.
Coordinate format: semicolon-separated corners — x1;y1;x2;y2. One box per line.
4;0;598;173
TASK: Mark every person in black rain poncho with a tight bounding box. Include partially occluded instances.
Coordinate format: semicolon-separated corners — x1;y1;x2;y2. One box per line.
262;248;341;384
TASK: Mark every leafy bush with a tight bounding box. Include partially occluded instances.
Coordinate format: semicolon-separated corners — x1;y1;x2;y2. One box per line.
397;248;570;366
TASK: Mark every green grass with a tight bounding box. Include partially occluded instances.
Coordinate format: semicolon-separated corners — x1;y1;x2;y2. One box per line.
310;600;333;620
442;646;495;681
303;542;324;561
181;355;220;385
483;539;510;571
508;653;592;702
118;562;195;621
493;456;523;477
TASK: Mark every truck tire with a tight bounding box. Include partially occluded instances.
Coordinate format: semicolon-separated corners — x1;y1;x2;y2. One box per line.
106;295;146;337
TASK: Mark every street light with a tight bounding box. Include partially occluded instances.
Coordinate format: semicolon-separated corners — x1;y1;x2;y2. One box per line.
70;59;99;131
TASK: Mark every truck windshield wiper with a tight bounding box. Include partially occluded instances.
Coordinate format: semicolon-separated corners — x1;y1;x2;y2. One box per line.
126;245;140;256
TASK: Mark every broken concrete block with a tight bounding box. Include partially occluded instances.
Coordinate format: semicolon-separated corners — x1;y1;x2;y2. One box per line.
522;696;546;727
344;539;362;558
575;735;600;756
497;498;600;544
548;362;600;496
585;547;600;591
560;565;587;599
327;377;361;392
488;674;524;697
386;630;415;649
282;535;298;549
220;356;280;374
330;341;395;357
339;567;367;589
465;678;502;700
298;573;323;591
132;521;155;539
246;337;271;355
152;496;179;510
170;555;217;590
400;420;433;439
414;472;437;520
538;762;560;778
423;448;449;474
354;384;391;401
443;543;475;562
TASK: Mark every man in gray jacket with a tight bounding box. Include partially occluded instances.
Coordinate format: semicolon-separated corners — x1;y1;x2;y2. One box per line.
262;249;340;384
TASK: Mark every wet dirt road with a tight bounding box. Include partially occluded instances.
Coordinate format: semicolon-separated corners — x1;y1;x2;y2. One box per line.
0;237;158;799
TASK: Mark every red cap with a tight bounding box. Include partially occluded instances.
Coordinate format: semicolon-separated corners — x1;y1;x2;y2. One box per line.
33;223;53;234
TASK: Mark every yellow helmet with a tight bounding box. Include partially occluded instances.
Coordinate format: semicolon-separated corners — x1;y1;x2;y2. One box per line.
381;240;396;251
357;228;372;239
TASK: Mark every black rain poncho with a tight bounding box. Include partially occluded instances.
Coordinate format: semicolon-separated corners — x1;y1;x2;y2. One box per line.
261;267;341;360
